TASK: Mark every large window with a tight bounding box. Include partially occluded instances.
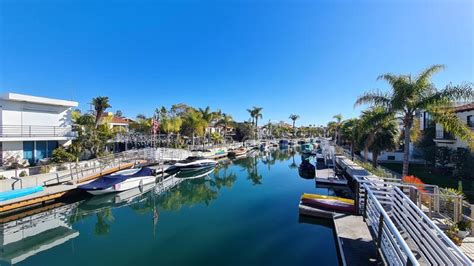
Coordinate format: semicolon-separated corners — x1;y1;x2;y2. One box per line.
468;115;473;128
23;140;59;165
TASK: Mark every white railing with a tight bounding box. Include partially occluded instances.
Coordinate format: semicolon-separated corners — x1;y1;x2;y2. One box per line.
0;125;76;138
361;182;472;265
363;184;419;265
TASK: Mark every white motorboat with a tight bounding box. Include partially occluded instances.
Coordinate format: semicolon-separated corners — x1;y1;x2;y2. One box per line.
166;156;217;173
78;167;157;195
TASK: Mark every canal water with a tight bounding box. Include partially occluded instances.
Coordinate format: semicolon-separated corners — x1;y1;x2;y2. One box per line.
1;149;341;266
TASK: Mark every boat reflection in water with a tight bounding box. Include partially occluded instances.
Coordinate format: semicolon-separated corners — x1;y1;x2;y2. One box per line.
298;159;315;179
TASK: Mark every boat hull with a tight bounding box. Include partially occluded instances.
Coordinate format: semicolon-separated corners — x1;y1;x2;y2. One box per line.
86;176;156;195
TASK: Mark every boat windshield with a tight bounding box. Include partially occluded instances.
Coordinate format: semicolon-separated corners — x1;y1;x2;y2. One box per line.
182;156;206;163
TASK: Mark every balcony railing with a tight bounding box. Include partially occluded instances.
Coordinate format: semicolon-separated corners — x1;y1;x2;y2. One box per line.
435;130;455;140
0;125;77;138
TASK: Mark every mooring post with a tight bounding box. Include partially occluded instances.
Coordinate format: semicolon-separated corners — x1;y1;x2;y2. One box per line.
363;192;368;222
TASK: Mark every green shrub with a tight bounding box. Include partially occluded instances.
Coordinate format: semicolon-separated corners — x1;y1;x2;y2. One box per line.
19;170;27;177
457;220;472;231
51;147;76;163
40;165;52;174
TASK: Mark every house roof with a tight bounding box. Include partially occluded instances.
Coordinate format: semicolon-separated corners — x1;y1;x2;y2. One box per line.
100;115;130;124
454;103;474;113
0;92;78;107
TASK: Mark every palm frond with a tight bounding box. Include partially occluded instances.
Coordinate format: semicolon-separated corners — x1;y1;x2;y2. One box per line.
429;107;474;149
417;82;474;110
354;90;391;108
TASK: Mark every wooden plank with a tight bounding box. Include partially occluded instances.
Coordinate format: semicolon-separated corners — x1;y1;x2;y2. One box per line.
0;191;67;213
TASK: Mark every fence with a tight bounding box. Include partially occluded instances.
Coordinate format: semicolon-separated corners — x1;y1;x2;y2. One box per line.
361;183;472;265
0;125;76;138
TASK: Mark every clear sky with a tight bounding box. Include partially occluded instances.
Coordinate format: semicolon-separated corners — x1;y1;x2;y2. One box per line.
1;0;473;126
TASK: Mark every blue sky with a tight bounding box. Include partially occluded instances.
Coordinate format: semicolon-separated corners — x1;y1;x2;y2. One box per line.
1;0;473;126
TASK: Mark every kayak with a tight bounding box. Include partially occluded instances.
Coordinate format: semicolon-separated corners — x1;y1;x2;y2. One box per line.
302;193;354;205
300;198;355;213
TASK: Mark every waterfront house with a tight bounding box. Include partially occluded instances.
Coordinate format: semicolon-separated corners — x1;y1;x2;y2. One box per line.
0;93;78;167
431;102;474;150
99;112;130;133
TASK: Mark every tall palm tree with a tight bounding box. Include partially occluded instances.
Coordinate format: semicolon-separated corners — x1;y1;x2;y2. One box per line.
289;114;300;137
332;114;344;144
91;96;111;128
358;107;398;167
199;106;215;145
217;113;233;143
250;107;263;139
356;64;474;176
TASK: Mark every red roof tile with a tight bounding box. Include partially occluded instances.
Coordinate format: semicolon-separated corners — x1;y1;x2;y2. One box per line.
454;103;474;113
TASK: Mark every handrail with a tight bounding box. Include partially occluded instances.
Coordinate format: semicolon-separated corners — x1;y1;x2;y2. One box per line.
393;187;472;264
0;125;76;138
363;183;419;265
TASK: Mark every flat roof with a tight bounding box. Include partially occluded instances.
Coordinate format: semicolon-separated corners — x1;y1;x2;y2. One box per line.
0;93;78;107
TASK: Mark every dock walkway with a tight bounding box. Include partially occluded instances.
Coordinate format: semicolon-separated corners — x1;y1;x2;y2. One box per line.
334;214;379;265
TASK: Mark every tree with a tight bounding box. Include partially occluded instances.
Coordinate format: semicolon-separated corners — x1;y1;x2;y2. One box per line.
358;106;398;166
289;114;300;137
114;110;123;118
331;114;344;144
247;107;263;139
91;96;111;129
182;110;207;146
355;64;474;176
216;113;234;143
436;147;451;168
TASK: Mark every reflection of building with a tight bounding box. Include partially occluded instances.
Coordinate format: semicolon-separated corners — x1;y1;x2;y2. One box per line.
0;93;78;166
0;203;79;264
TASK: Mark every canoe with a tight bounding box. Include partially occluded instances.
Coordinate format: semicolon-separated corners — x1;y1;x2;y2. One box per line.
300;198;355;213
0;186;44;202
299;203;334;219
302;193;354;205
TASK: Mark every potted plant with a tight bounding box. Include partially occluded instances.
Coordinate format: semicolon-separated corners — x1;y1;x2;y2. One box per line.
446;224;463;246
457;220;471;239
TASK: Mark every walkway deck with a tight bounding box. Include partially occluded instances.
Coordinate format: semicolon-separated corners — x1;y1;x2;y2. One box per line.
334;213;379;265
0;162;136;213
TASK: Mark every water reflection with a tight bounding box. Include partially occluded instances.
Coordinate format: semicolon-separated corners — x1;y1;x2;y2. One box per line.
0;148;336;265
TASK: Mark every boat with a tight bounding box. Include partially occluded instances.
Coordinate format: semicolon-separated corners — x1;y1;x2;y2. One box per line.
298;160;315;179
228;147;248;157
165;156;217;173
175;166;215;179
299;204;334;219
0;186;44;202
302;193;354;205
301;143;314;154
279;139;289;149
300;197;354;213
78;167;157;195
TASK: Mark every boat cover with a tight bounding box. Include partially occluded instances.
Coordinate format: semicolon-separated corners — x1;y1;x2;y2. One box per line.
0;186;44;202
78;167;153;191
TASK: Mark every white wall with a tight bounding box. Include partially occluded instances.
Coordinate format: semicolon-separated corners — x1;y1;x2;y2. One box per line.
1;141;23;164
0;99;73;127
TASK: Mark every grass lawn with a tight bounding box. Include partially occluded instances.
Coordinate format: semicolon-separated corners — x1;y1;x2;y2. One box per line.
380;162;474;203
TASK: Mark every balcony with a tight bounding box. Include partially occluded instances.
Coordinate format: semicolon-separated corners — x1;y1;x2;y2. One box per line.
0;125;77;139
434;130;456;144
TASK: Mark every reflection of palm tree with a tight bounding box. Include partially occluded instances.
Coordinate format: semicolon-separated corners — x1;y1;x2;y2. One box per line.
157;179;219;211
94;208;114;235
289;151;298;169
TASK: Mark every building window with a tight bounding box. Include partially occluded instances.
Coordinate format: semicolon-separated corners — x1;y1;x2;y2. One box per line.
23;140;59;165
387;155;395;160
468;115;473;128
23;141;35;165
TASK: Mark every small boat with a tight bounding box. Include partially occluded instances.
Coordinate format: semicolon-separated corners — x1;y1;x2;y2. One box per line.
78;167;157;195
175;166;215;179
301;143;314;154
279;140;289;149
300;197;355;213
298;160;315;179
302;193;354;205
299;204;334;219
166;156;217;173
228;147;247;157
0;186;44;202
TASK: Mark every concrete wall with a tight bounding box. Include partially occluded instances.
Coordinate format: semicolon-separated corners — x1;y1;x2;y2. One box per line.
0;99;73;127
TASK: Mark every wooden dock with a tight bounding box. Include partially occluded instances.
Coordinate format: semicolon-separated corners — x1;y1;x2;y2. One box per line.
0;162;136;214
333;213;379;265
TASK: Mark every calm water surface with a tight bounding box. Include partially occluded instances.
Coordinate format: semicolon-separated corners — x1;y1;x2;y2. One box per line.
1;149;342;266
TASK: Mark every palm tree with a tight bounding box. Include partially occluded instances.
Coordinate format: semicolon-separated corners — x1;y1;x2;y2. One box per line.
91;96;112;128
356;64;474;176
358;107;398;167
289;114;300;137
184;110;208;146
248;107;263;139
199;106;215;145
332;114;344;144
216;113;233;143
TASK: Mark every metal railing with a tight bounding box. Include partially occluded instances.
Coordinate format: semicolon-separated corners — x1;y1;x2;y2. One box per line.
362;183;472;265
363;183;419;265
0;125;76;138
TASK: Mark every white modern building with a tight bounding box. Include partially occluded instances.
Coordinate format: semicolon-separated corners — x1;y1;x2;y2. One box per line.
0;93;78;167
432;102;474;150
